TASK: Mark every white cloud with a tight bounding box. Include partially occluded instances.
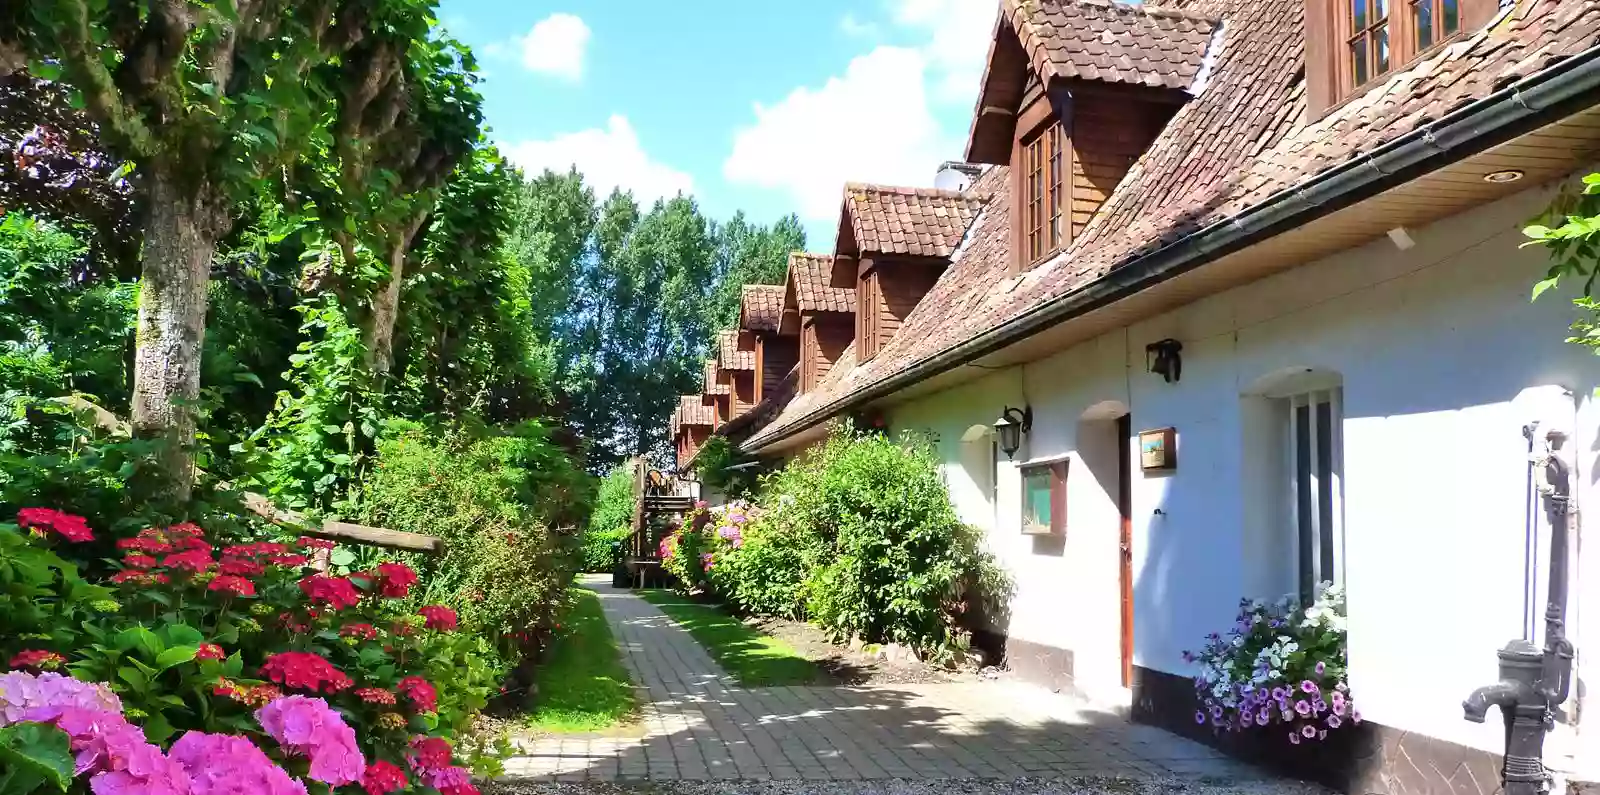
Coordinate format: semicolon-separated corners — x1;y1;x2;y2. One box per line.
502;115;693;203
891;0;998;104
839;12;878;38
517;12;590;81
723;47;947;221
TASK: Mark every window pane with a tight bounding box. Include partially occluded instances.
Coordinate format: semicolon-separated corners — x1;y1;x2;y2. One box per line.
1442;0;1459;33
1351;36;1369;85
1374;0;1388;21
1295;402;1314;599
1415;0;1434;49
1048;126;1063;250
1375;24;1390;74
1316;399;1337;585
1352;0;1367;30
1024;468;1053;531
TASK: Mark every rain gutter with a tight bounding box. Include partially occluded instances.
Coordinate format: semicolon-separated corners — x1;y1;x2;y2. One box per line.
748;42;1600;455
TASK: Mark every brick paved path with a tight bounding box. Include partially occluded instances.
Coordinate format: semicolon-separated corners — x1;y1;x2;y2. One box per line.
501;576;1263;783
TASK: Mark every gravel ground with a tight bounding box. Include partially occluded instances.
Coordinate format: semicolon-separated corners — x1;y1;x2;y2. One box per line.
486;775;1333;795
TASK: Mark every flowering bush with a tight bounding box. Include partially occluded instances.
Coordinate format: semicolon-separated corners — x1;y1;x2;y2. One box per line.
1184;583;1359;746
0;510;506;794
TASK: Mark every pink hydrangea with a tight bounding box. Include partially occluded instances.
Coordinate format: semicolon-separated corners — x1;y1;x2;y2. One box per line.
427;765;478;795
0;671;122;726
255;695;365;786
168;731;307;795
22;705;149;776
86;742;190;795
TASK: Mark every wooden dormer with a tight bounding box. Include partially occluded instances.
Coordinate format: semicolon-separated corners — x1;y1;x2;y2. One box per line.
739;284;795;405
671;395;714;471
701;359;730;428
966;0;1218;271
836;184;985;363
716;329;757;419
782;252;855;394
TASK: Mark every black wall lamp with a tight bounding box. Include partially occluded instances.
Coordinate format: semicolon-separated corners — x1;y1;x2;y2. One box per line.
1146;339;1184;383
993;405;1032;460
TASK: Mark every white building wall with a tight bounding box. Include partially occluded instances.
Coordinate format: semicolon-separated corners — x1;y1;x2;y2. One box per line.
884;175;1598;759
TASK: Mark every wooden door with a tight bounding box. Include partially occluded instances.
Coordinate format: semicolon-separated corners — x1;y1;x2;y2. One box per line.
1117;413;1134;687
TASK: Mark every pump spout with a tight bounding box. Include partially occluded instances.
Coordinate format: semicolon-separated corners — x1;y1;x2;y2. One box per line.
1463;681;1521;723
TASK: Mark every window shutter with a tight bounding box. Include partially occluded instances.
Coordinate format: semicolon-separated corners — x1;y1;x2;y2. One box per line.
1304;0;1337;118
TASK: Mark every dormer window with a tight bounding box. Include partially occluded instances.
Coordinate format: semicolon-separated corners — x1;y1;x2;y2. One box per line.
1345;0;1390;89
1022;121;1066;264
1309;0;1494;116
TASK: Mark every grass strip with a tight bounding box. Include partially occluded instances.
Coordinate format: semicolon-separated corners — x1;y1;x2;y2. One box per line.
636;590;823;687
524;586;637;733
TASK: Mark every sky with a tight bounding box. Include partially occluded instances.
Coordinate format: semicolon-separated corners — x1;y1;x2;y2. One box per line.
436;0;1000;248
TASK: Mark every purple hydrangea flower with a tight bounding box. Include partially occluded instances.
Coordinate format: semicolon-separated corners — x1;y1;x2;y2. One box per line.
1332;701;1347;717
1314;661;1327;676
1326;715;1342;729
1210;705;1224;719
1351;710;1362;725
1300;680;1319;694
1257;709;1271;725
1195;710;1206;725
1241;712;1254;727
1288;732;1302;745
1302;725;1317;739
1294;700;1312;716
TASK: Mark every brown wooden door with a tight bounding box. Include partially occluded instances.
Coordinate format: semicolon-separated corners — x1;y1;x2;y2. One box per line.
1117;413;1134;687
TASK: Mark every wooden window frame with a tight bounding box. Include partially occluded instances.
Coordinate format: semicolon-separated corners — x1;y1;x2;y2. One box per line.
1306;0;1496;117
1011;90;1068;273
1020;459;1068;536
857;270;881;362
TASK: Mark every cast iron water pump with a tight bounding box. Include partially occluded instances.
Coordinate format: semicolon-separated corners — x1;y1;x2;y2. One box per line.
1462;425;1575;795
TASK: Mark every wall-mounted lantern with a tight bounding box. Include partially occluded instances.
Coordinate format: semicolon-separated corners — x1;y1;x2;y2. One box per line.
993;406;1033;460
1146;338;1184;383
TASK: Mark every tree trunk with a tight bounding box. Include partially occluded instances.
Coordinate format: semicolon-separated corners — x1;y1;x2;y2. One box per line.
365;213;427;376
131;175;219;502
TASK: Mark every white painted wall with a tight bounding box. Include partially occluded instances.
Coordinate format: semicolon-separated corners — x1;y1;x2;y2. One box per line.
884;174;1599;759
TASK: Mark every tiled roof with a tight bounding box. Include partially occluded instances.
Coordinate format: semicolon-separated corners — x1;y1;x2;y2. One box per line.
746;0;1600;451
740;284;785;332
787;252;856;314
717;329;755;371
844;184;988;258
671;395;714;439
1010;0;1219;91
702;359;728;396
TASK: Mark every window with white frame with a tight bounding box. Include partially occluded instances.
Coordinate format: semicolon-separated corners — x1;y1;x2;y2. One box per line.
1285;385;1345;599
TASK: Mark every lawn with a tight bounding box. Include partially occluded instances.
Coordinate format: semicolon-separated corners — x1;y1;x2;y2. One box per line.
636;590;824;686
525;587;637;733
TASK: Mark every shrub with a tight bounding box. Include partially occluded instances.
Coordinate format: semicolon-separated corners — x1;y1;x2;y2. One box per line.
1185;583;1357;745
2;511;505;794
667;423;1006;658
579;467;634;573
361;422;583;657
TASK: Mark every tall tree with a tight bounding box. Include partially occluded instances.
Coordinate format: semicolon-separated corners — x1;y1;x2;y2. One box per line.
704;212;805;340
7;0;447;499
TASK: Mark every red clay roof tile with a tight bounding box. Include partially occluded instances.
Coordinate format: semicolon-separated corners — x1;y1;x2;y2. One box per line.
844;184;988;258
717;329;755;371
1011;0;1219;91
739;284;785;332
786;252;856;314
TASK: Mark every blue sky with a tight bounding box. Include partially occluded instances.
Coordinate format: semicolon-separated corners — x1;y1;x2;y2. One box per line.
436;0;998;248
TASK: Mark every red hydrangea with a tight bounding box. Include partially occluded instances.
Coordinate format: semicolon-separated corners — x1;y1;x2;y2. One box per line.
196;644;225;662
171;537;212;553
340;623;378;640
299;574;360;610
268;553;309;567
222;542;289;558
9;649;66;669
260;652;352;694
161;549;214;573
406;736;452;773
297;536;337;551
418;605;458;632
116;537;171;554
362;760;408;795
354;688;396;705
372;562;419;598
165;522;205;538
219;557;265;577
208;575;255;597
395;677;437;713
17;508;94;543
122;554;158;570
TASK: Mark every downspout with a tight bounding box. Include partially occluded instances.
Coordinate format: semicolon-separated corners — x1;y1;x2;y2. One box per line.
748;43;1600;455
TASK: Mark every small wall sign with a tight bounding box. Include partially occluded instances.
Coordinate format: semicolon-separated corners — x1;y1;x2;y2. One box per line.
1139;427;1176;471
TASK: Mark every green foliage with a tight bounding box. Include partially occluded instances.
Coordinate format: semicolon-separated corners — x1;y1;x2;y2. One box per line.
1525;171;1600;362
703;212;806;342
524;587;636;733
578;466;634;572
692;436;759;499
579;526;630;574
636;590;822;686
665;423;1008;659
0;722;74;794
361;422;588;653
0;214;134;401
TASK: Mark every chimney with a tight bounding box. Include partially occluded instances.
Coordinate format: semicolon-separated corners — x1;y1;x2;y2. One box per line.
934;161;983;193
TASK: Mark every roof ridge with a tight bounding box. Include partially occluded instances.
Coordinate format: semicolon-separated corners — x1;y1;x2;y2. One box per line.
844;182;978;201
